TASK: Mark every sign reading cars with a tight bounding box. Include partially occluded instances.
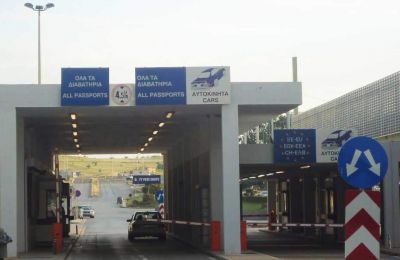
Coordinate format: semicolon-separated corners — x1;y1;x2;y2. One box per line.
61;68;109;106
135;66;231;105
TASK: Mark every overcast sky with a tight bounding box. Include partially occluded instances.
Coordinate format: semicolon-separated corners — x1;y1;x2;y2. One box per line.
1;0;399;111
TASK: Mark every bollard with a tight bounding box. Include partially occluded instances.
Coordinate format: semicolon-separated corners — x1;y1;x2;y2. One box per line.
52;223;63;254
240;220;248;251
76;225;78;235
210;220;221;251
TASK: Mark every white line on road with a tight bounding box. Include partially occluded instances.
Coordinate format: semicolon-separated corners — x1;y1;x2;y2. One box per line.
138;254;148;260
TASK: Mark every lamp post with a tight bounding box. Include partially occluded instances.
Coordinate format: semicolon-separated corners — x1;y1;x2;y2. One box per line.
24;2;54;85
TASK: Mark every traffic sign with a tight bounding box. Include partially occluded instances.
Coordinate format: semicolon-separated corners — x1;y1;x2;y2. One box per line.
155;190;164;203
75;190;81;197
338;136;388;188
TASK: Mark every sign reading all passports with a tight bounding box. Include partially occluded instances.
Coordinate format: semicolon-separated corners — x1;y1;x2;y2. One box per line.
61;68;109;106
135;66;230;105
274;129;316;163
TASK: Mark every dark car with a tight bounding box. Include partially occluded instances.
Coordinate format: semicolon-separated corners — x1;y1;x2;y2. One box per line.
321;130;352;149
191;68;225;88
127;211;166;241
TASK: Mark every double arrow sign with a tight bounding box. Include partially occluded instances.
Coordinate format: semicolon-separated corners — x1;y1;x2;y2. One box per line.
346;149;380;177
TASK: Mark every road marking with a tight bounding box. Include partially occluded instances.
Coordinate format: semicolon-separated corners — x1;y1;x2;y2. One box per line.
138;254;148;260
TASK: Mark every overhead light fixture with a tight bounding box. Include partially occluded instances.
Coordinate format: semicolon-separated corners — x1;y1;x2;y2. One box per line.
148;137;153;142
258;174;265;178
73;138;78;143
76;144;80;148
72;123;77;129
266;173;275;176
72;131;78;137
144;143;148;147
242;178;248;181
158;122;165;128
166;112;174;119
300;165;311;169
70;113;77;120
249;176;256;179
276;171;284;174
140;148;145;152
153;130;158;135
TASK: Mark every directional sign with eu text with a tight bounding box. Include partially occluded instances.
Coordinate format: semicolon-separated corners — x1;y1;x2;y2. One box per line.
338;136;388;189
274;129;316;163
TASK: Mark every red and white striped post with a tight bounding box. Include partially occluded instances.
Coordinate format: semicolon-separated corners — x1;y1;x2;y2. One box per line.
345;190;381;260
158;203;165;219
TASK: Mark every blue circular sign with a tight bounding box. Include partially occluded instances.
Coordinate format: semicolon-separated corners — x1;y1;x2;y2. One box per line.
338;136;388;188
155;190;164;203
75;190;81;197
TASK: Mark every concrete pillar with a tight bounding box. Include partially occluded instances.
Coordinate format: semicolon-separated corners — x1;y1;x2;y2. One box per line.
382;142;400;248
302;177;315;235
0;110;18;257
255;126;260;144
267;180;277;213
289;178;303;232
210;105;241;254
17;116;27;252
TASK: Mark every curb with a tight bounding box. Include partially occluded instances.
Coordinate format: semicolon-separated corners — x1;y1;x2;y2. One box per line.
63;220;87;260
168;233;228;260
381;248;400;257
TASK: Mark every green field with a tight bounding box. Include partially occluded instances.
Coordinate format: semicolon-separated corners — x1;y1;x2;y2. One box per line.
242;197;267;214
59;155;163;177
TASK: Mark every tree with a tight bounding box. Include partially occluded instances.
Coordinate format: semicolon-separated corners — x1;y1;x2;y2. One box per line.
245;114;287;144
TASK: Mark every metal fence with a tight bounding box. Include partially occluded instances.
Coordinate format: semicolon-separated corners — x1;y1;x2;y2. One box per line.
292;71;400;139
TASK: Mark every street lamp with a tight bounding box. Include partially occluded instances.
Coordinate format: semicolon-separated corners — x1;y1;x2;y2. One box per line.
24;2;55;85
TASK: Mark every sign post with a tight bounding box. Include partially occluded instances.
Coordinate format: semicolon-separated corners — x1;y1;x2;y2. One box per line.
155;190;164;218
338;136;388;260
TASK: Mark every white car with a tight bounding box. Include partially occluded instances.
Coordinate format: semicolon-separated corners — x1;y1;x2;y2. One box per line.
259;191;268;198
79;206;95;218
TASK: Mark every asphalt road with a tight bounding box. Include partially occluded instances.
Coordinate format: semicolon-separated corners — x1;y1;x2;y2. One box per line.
67;181;215;260
247;227;400;259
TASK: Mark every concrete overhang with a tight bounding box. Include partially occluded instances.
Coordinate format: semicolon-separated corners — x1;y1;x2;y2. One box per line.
1;81;301;154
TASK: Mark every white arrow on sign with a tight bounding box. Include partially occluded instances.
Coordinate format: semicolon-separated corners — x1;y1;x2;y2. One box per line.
346;149;362;176
364;149;380;176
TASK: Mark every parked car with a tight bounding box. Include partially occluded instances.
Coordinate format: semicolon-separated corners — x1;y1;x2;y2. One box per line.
321;130;352;149
191;68;225;88
79;205;95;218
259;190;268;198
127;211;166;241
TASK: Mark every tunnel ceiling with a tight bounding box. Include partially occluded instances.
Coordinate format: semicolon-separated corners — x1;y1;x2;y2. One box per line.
18;104;293;154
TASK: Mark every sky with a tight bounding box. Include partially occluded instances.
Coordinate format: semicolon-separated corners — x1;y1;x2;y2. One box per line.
1;0;399;111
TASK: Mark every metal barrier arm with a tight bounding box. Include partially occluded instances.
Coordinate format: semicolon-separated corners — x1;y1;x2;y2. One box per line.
144;218;211;226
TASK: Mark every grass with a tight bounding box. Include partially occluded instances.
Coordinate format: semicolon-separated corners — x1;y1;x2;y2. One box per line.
242;199;267;214
59;155;164;177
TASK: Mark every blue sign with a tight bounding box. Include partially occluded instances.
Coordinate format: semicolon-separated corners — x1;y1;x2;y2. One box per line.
274;129;316;163
75;190;81;197
135;67;186;105
132;175;161;185
338;136;388;188
155;190;164;203
61;68;109;106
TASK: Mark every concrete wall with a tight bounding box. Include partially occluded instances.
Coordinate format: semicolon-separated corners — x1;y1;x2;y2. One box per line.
239;144;273;164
